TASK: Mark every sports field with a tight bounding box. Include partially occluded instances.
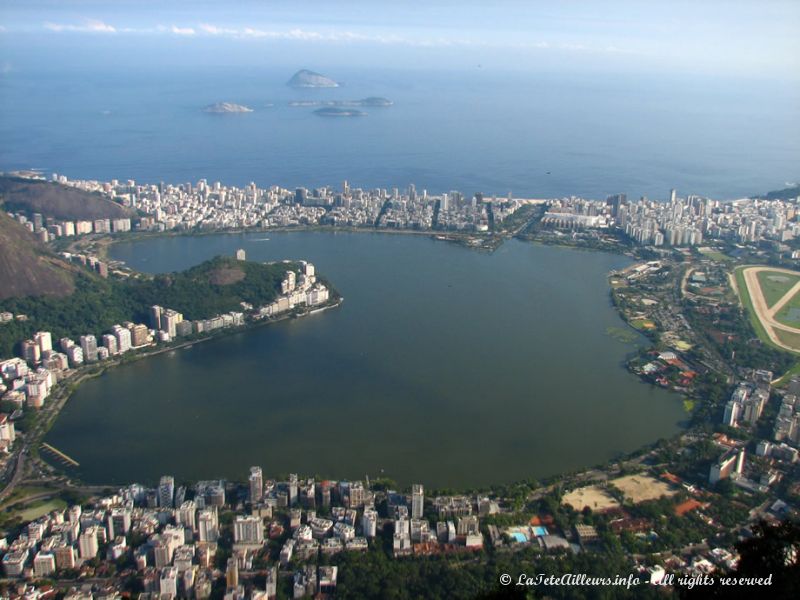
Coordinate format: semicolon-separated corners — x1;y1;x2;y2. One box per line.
755;270;800;308
736;266;800;354
609;474;676;504
562;485;620;512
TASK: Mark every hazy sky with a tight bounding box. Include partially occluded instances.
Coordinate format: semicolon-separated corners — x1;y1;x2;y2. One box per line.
1;1;799;79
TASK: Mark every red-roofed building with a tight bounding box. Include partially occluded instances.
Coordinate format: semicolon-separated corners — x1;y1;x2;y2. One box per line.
674;499;704;517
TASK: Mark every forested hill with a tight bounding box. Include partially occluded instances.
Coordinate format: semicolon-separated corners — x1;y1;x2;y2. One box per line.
0;175;134;221
0;256;304;356
125;256;296;320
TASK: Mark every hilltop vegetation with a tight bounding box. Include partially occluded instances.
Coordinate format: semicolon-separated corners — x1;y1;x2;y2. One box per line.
123;257;295;320
0;257;299;356
0;176;134;221
0;212;76;301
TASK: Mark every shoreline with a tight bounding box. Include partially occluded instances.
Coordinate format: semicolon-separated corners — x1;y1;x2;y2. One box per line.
30;228;685;493
66;224;510;263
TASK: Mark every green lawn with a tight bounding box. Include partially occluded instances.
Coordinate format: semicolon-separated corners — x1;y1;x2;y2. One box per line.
755;270;800;308
774;291;800;327
735;267;800;385
735;267;776;346
630;318;656;330
3;486;53;503
774;328;800;352
698;248;731;262
15;498;67;522
773;361;800;387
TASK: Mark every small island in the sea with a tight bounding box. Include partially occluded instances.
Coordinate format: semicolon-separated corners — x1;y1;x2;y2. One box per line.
287;69;340;88
289;97;393;108
202;102;254;114
314;107;367;117
358;97;393;107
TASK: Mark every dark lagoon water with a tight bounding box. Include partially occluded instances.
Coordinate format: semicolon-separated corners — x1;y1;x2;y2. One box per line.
1;66;798;200
46;232;686;487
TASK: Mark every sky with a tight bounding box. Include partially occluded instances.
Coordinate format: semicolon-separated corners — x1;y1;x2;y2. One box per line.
1;1;799;80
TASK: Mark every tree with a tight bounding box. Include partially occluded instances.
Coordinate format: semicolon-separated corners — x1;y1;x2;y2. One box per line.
679;519;800;599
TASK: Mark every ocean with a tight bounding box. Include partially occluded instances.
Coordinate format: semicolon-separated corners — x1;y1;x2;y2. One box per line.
1;65;798;200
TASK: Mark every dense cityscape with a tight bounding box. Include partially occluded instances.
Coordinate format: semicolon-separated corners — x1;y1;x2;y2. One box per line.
0;171;798;598
9;173;800;255
1;0;798;597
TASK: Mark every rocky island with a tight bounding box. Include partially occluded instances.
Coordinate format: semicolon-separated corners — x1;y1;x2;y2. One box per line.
202;102;254;114
313;107;367;118
358;97;393;107
287;69;339;88
289;97;393;108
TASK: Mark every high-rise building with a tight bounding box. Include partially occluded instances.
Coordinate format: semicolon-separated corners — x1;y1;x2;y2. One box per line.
78;527;99;559
265;566;278;599
66;345;84;367
160;566;178;597
33;552;56;578
131;324;149;347
160;309;183;338
34;331;52;354
288;473;298;506
198;509;219;542
709;448;746;484
112;325;132;353
249;466;263;503
411;484;424;520
21;339;41;364
362;508;377;538
107;508;131;539
150;305;163;330
53;543;76;570
79;335;98;363
102;334;118;356
348;482;365;508
226;557;239;590
159;475;175;508
723;400;741;427
233;515;264;544
177;500;197;531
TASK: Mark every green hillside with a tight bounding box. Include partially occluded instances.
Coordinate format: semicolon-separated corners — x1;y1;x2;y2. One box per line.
0;256;311;356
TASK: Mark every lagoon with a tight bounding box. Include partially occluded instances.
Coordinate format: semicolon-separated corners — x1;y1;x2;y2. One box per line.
46;232;685;488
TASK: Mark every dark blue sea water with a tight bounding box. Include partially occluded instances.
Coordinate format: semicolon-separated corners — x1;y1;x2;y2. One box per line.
1;66;798;199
